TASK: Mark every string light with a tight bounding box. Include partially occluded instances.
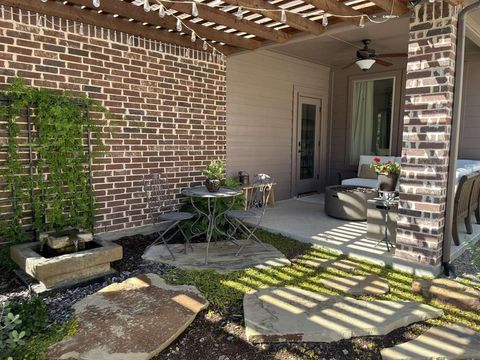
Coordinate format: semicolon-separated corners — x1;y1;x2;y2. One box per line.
158;5;166;17
41;0;48;3
36;15;44;27
79;23;84;35
322;13;328;27
92;0;100;8
176;18;182;32
192;2;198;17
281;10;287;24
235;6;243;20
190;31;196;42
203;41;208;51
144;0;151;12
359;15;365;28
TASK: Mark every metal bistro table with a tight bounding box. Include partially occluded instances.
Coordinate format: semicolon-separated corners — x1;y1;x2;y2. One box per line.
182;187;243;264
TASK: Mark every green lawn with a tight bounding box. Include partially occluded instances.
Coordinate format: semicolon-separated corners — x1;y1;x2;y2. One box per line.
164;229;480;331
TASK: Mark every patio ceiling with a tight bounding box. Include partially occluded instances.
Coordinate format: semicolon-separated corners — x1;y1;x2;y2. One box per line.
0;0;440;56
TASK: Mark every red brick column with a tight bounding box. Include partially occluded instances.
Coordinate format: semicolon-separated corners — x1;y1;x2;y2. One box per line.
395;1;460;266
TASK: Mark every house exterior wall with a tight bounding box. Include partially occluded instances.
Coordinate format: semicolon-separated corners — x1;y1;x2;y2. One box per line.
396;0;459;266
226;50;330;200
459;48;480;159
328;60;407;185
0;9;226;234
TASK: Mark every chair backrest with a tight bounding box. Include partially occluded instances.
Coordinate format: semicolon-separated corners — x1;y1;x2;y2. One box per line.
143;173;175;224
454;173;477;219
247;174;274;215
469;171;480;213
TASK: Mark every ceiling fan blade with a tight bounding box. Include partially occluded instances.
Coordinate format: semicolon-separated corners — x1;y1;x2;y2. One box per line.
342;61;357;69
377;53;408;58
376;59;394;67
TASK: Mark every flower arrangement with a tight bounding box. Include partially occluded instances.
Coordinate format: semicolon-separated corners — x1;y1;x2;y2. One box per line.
202;160;225;192
370;157;401;176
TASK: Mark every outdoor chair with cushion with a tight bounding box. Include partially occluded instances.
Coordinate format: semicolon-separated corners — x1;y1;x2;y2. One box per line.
144;173;194;260
452;172;478;245
340;155;401;189
469;171;480;225
225;174;273;256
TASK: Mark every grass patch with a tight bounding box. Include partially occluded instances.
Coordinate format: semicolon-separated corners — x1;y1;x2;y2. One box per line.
165;230;480;331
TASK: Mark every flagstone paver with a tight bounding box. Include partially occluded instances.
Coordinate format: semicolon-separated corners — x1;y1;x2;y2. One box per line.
381;324;480;360
244;286;443;343
143;240;290;273
47;274;208;360
322;274;390;295
412;278;480;311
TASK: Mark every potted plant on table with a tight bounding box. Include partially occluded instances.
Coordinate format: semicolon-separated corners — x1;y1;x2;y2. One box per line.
370;157;401;191
203;160;225;193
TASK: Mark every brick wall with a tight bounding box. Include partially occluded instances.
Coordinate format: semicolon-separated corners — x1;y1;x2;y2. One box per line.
0;8;226;234
396;1;459;266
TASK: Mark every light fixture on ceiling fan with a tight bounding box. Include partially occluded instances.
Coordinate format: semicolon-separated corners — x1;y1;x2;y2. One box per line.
343;39;407;71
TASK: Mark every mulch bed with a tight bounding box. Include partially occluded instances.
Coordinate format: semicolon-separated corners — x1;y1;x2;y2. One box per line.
1;233;436;360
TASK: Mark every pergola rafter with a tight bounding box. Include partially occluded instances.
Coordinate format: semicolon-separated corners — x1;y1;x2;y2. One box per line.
4;0;431;56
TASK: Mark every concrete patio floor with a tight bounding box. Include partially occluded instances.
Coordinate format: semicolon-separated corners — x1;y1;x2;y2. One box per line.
247;194;480;276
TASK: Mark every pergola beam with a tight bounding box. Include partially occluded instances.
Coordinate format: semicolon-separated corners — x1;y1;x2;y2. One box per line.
367;0;409;16
301;0;364;26
221;0;326;35
166;1;292;43
66;0;260;50
0;0;237;54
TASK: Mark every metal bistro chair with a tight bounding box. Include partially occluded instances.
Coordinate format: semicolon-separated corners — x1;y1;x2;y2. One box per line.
144;173;194;260
225;174;273;256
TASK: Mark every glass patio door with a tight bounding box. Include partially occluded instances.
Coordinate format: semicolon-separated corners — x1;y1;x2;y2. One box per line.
296;96;321;195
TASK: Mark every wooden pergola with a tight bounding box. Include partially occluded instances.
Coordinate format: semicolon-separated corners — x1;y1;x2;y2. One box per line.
1;0;463;55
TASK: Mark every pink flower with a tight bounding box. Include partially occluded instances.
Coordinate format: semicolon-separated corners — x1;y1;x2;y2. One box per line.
373;157;381;163
387;160;392;164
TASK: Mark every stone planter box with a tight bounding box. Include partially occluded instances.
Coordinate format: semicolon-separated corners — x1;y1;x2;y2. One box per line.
10;239;123;289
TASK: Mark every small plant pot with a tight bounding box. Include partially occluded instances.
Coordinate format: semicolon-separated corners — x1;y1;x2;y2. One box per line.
378;174;399;192
205;179;221;193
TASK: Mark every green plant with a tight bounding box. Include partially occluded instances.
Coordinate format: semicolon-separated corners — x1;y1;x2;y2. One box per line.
0;78;109;242
202;160;225;180
10;297;48;337
1;302;25;353
370;157;401;176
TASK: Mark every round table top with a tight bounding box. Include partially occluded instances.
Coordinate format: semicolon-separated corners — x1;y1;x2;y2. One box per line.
182;187;243;198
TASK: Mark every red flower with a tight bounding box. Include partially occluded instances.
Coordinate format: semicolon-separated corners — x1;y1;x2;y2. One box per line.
373;157;381;163
387;160;392;164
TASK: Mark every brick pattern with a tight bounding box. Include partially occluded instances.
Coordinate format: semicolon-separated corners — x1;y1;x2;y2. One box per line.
0;10;226;234
396;1;459;266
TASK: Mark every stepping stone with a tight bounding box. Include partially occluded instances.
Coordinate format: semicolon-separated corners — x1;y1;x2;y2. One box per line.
143;240;291;273
322;275;390;295
244;286;443;343
412;278;480;311
47;274;208;360
381;324;480;360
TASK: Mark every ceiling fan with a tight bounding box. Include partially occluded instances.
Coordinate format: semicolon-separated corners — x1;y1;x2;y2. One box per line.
343;39;407;71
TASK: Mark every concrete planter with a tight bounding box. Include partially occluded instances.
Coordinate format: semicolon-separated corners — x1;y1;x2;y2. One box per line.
10;239;123;290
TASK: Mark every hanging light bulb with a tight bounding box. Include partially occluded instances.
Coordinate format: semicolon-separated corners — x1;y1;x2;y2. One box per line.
92;0;100;8
191;32;196;42
192;2;199;17
158;5;166;17
281;9;287;24
79;23;84;35
322;13;328;27
41;0;48;3
203;41;208;51
359;15;365;28
144;0;151;12
235;7;243;20
176;18;182;32
36;16;44;27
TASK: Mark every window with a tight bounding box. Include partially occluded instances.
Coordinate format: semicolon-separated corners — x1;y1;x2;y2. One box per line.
350;77;394;165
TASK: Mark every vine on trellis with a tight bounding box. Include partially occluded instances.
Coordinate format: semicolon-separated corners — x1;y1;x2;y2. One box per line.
0;78;109;243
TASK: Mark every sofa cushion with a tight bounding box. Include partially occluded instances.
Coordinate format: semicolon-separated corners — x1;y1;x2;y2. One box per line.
359;164;377;179
341;178;378;188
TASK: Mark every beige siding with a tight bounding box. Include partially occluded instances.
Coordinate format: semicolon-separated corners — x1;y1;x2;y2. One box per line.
328;59;407;185
226;50;331;200
459;52;480;159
